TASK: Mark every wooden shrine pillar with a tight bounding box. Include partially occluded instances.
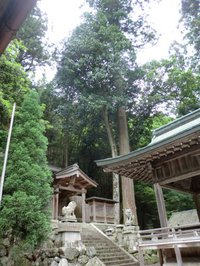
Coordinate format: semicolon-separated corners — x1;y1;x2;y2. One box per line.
193;194;200;222
92;199;96;222
52;187;59;220
154;183;168;227
82;189;86;223
103;202;107;223
52;195;55;219
54;192;59;220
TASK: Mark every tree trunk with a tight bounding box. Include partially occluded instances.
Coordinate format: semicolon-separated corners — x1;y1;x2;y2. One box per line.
118;106;137;224
102;106;118;157
102;105;120;223
63;133;69;168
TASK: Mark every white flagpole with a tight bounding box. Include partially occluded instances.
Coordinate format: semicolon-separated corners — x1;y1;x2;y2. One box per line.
0;103;16;206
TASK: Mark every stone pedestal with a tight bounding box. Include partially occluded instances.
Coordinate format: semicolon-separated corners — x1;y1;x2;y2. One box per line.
122;225;139;253
116;225;124;246
105;227;116;242
56;223;82;247
62;232;81;246
105;227;114;236
51;219;59;230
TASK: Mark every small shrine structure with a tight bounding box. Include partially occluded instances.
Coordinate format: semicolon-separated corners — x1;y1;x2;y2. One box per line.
96;108;200;264
86;196;118;224
51;163;97;222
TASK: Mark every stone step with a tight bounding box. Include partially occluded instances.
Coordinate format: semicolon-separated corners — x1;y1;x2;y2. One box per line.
87;246;120;252
83;241;116;246
100;255;131;261
97;247;125;252
93;251;127;258
84;242;115;246
82;236;108;239
98;254;128;259
103;258;137;265
118;263;138;266
96;249;126;254
85;244;115;249
80;224;137;266
86;244;116;248
82;237;108;240
82;239;111;242
84;239;106;242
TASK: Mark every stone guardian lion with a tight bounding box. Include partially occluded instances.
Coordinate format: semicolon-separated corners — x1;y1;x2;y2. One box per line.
62;201;77;220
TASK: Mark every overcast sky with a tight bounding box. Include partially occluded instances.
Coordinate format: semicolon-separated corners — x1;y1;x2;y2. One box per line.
39;0;182;74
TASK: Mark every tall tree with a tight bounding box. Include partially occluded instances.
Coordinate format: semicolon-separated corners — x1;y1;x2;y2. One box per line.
0;91;52;252
181;0;200;66
136;58;200;116
16;5;50;73
56;0;157;222
169;1;200;77
0;40;30;155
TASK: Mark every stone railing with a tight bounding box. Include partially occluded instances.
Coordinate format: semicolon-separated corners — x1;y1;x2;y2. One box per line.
105;224;139;254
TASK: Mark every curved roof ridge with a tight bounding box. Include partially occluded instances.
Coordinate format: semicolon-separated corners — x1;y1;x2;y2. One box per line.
152;108;200;138
151;108;200;145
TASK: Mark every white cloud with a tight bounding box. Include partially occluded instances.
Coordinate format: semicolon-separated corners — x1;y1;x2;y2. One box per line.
39;0;88;43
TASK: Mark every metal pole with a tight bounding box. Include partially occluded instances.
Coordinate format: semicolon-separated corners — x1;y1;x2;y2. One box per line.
0;103;16;205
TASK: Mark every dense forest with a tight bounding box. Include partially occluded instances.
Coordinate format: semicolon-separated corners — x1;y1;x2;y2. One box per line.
0;0;199;252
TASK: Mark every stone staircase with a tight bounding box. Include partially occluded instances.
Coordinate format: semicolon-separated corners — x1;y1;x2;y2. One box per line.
81;224;138;266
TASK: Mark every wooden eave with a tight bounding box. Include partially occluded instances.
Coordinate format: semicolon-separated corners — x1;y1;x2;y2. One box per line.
96;132;200;179
96;109;200;194
0;0;37;54
54;164;98;192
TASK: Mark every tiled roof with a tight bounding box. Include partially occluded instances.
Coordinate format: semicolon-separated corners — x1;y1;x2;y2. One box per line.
96;108;200;169
150;108;200;145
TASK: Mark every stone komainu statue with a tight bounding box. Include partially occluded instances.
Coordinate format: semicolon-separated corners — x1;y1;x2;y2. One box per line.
62;201;77;219
124;208;135;226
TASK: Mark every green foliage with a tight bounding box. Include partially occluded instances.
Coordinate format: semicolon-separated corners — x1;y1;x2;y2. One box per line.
170;1;200;72
57;15;136;109
139;58;200;116
41;84;112;175
56;0;157;110
135;181;195;229
181;0;200;63
128;111;173;151
0;40;30;153
0;191;50;248
151;114;173;130
135;182;159;229
168;68;200;115
86;0;157;45
54;0;159;170
16;5;50;72
164;189;194;217
0;91;52;250
0;40;30;110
